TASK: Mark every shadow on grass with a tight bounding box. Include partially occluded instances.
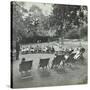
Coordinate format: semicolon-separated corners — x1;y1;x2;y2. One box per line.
38;69;51;78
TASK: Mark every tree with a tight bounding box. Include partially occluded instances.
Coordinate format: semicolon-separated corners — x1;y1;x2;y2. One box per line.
23;5;44;37
49;4;88;44
12;1;28;42
24;5;51;37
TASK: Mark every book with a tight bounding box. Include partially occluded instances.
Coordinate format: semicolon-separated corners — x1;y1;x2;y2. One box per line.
11;1;88;88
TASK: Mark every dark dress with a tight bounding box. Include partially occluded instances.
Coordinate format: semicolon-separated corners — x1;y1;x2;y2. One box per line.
16;42;20;60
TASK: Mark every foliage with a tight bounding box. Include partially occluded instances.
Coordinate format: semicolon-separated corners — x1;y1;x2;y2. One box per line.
12;2;28;41
65;25;88;39
12;2;88;44
49;4;88;38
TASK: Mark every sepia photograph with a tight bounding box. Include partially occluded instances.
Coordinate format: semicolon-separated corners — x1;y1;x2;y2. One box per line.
11;1;88;88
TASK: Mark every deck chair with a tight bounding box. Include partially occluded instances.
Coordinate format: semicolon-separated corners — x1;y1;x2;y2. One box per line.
38;58;50;69
19;60;33;79
65;53;76;63
51;54;65;69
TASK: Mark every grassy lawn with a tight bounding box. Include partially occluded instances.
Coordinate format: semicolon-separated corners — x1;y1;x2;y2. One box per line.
12;40;88;88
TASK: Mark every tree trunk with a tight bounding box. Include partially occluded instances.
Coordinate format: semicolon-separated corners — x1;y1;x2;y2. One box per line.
61;36;64;45
61;25;64;45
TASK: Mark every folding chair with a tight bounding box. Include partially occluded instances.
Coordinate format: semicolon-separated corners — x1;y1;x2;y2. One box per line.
19;60;33;79
38;58;50;69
